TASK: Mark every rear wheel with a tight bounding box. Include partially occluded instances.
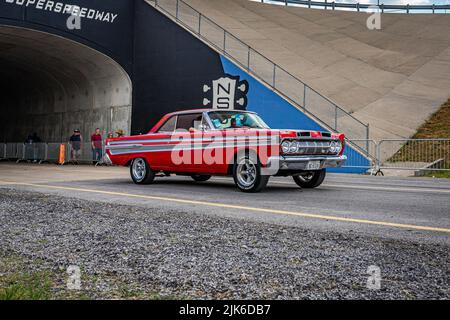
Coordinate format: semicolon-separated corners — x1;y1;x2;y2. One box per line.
191;174;212;182
293;169;326;188
233;153;269;193
130;158;155;184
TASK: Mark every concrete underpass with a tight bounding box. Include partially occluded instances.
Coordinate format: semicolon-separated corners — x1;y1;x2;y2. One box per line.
0;26;132;143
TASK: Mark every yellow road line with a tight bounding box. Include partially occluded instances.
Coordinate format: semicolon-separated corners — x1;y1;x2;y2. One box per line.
214;177;450;194
325;184;450;194
0;180;449;234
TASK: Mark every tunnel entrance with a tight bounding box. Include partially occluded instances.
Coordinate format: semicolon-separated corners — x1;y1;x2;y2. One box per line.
0;25;132;143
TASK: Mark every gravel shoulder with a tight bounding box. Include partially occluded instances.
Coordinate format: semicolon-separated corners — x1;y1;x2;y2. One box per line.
0;188;448;300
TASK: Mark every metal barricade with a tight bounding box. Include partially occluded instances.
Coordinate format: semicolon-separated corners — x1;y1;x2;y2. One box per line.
5;143;18;159
344;139;378;172
0;143;6;160
16;143;47;163
1;139;448;175
65;142;107;165
379;139;450;172
46;143;63;164
15;143;25;163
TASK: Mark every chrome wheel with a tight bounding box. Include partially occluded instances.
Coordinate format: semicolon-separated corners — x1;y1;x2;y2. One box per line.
293;169;326;189
236;158;257;188
297;172;314;182
132;158;146;182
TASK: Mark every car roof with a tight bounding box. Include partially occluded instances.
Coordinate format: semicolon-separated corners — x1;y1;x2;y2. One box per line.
166;109;256;117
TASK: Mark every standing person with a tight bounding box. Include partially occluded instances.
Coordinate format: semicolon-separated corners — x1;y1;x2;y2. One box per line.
31;133;42;162
24;133;34;162
24;133;41;162
31;133;41;143
91;128;103;164
69;129;82;164
25;134;33;144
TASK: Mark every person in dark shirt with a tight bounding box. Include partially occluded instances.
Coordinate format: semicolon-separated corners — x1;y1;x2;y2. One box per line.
69;129;83;164
24;133;42;162
25;133;41;144
32;133;41;143
91;128;103;164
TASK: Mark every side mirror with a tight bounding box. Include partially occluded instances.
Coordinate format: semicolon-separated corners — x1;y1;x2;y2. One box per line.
199;124;209;132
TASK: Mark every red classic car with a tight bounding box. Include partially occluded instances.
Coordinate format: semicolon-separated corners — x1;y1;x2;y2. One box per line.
105;109;346;192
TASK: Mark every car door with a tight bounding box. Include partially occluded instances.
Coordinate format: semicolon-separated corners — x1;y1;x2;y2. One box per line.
166;112;204;172
148;114;177;170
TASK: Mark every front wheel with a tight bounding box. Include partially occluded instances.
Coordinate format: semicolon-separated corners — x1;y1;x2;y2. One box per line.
233;154;269;193
130;158;155;184
293;169;326;188
191;174;212;182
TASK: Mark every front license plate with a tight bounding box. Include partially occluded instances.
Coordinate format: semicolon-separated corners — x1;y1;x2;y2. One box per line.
306;161;321;170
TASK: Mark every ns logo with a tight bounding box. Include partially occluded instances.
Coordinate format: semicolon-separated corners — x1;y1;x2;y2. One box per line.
203;75;249;110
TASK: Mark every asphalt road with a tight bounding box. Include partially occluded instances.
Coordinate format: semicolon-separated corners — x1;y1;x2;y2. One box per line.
0;163;449;245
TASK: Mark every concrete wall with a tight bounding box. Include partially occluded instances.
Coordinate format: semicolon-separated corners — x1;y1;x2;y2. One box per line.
181;0;450;140
0;26;132;143
132;0;225;134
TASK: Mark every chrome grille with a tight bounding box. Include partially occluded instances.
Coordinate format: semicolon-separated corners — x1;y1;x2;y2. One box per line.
285;139;339;155
299;141;331;155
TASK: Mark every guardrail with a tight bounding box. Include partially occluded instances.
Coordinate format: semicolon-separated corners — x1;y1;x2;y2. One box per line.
0;143;6;160
0;143;107;166
1;139;448;174
344;138;450;174
263;0;450;14
344;139;378;170
149;0;370;152
378;139;450;172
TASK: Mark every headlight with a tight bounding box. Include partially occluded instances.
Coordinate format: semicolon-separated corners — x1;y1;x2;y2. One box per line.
335;141;342;154
329;141;341;154
281;141;291;153
329;141;337;153
289;141;298;153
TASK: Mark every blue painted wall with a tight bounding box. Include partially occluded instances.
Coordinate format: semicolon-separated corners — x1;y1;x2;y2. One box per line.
220;56;369;174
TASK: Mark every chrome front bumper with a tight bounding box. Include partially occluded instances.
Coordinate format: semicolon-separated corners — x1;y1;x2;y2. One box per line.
268;155;347;171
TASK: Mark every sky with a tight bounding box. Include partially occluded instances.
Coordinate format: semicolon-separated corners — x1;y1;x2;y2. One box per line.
257;0;449;6
336;0;448;4
254;0;450;13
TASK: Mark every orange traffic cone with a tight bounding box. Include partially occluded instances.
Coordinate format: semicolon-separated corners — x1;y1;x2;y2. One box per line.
58;144;65;165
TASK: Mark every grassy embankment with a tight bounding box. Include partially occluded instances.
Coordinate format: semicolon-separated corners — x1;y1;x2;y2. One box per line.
389;99;450;178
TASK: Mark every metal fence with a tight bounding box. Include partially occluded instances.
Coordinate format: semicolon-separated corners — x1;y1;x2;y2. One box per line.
0;143;6;160
343;139;450;174
150;0;370;151
264;0;450;14
0;143;107;166
1;139;448;174
378;139;450;171
344;139;378;171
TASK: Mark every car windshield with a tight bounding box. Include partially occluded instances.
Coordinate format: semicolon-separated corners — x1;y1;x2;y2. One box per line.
207;111;269;130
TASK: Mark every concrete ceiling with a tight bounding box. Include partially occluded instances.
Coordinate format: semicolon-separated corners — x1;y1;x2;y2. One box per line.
0;25;132;142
